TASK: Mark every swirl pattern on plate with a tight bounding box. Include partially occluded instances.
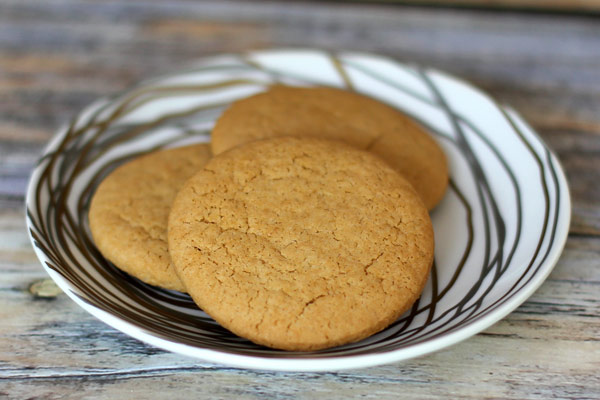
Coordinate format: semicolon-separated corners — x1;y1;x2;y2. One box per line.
26;50;569;367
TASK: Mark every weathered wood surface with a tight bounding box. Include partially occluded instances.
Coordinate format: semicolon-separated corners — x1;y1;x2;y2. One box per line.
1;0;599;398
377;0;600;13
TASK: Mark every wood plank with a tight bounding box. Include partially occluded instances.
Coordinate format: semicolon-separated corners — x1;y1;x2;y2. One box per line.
0;0;599;398
1;207;599;398
369;0;600;13
1;1;598;234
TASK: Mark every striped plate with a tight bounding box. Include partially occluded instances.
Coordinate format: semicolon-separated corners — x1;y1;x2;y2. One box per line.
25;49;571;371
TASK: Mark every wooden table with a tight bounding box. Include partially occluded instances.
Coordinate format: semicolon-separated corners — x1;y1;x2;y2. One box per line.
1;1;599;398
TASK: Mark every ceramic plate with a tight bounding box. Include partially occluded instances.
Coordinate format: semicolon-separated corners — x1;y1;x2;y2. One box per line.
26;49;570;371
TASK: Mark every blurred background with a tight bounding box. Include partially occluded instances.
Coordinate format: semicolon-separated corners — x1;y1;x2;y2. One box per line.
1;0;598;235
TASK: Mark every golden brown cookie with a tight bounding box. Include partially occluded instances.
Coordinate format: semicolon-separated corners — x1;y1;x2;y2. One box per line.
89;143;212;292
168;137;434;350
211;85;448;210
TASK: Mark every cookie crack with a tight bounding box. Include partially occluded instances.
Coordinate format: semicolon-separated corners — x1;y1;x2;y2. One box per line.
364;252;384;274
286;294;327;333
113;213;164;242
364;132;385;151
195;216;302;279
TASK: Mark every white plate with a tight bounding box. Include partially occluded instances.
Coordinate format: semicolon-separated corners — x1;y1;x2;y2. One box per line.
26;49;571;371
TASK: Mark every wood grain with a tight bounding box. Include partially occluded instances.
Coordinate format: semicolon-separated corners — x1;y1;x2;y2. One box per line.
369;0;600;13
1;0;599;398
2;204;598;398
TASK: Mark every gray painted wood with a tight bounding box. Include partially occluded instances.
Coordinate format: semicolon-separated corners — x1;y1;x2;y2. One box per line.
1;0;599;398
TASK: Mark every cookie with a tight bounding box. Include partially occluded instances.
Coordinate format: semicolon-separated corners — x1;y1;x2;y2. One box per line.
211;85;448;210
89;143;212;292
168;137;434;350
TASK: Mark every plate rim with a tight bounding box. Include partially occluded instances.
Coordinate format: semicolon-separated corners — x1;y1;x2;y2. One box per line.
25;48;572;371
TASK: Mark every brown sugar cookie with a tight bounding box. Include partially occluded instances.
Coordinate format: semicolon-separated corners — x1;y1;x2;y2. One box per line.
168;137;434;351
89;143;212;292
211;85;448;210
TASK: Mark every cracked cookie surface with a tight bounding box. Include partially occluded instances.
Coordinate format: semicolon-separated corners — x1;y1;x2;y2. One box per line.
211;85;448;210
89;143;212;292
168;137;434;350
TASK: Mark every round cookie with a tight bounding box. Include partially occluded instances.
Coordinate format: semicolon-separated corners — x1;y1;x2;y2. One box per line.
211;85;448;210
89;143;212;292
168;137;434;351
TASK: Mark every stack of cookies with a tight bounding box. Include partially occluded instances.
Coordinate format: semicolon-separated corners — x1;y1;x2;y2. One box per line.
89;86;448;351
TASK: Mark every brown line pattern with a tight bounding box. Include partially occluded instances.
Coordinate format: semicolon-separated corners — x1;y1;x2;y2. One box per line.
25;52;568;361
332;59;539;348
330;53;355;90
